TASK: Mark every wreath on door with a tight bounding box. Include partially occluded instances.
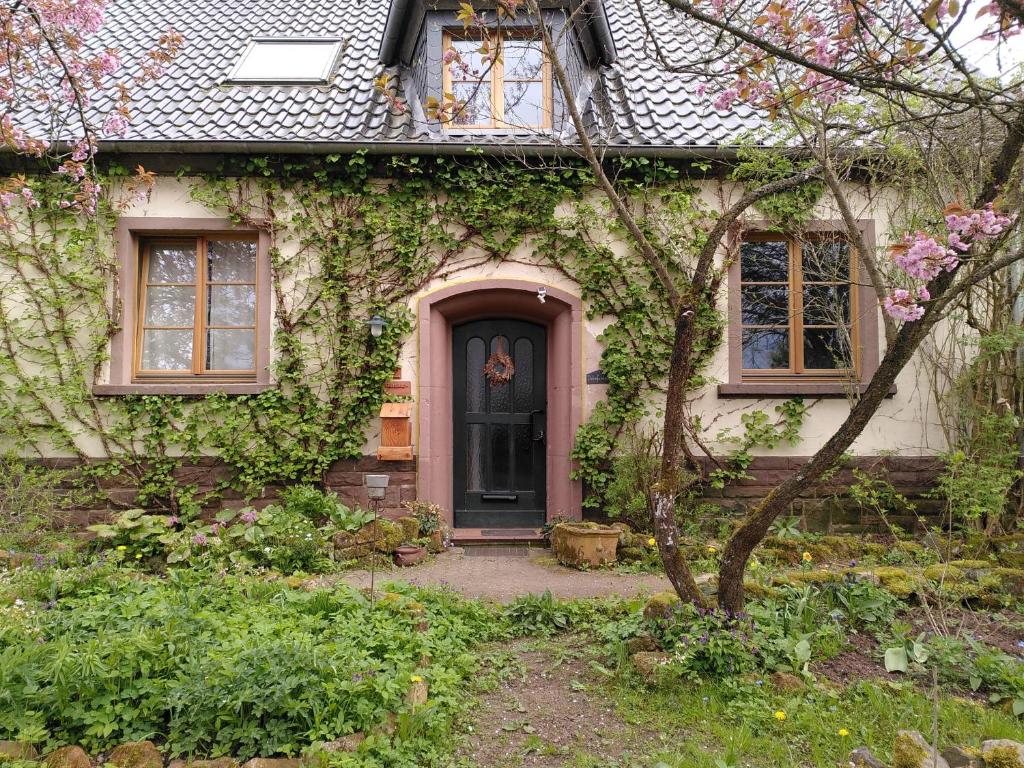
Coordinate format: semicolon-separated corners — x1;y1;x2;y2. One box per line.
483;337;515;386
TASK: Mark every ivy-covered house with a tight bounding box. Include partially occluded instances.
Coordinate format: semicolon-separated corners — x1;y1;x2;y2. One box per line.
2;0;948;539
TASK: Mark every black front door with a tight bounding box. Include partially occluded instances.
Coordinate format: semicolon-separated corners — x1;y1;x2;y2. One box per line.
453;319;547;528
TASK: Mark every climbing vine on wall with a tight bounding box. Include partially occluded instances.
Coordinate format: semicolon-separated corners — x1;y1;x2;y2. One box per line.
0;153;716;515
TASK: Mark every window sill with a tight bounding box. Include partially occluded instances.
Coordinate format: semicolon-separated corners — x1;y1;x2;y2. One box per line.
92;383;274;396
717;382;897;398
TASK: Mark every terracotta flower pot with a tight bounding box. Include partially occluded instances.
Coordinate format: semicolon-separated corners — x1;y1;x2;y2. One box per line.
394;545;427;567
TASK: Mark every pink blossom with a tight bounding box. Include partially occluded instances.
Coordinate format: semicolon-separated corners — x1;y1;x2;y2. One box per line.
240;509;259;524
892;232;957;281
20;186;39;209
192;533;208;547
103;111;129;136
883;288;925;322
166;515;180;527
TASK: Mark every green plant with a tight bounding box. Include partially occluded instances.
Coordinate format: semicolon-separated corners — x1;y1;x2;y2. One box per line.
403;500;445;537
603;425;663;531
769;516;803;540
504;591;571;636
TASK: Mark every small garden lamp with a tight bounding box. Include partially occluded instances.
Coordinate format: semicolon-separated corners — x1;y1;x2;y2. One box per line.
364;474;390;605
368;314;387;338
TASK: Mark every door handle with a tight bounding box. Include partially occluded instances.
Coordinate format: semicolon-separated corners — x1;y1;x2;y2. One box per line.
530;409;546;442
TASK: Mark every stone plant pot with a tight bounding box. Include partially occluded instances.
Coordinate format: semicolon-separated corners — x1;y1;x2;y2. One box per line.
394;545;427;567
550;523;619;568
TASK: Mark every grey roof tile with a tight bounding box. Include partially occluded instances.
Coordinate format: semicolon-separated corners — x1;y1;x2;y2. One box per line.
22;0;759;151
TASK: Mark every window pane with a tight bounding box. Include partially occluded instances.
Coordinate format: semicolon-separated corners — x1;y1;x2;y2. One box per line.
144;285;195;326
741;285;789;325
504;81;545;126
231;41;339;82
490;423;510;490
141;329;193;371
466;423;483;491
208;285;256;326
488;336;510;412
451;81;491;125
466;337;486;413
803;284;850;325
147;243;196;283
742;328;789;369
741;241;788;282
804;328;852;369
208;240;257;282
802;238;849;281
503;39;543;79
206;329;255;371
512;337;533;412
450;38;490;78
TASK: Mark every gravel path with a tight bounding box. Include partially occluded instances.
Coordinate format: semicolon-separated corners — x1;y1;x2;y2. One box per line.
338;547;677;602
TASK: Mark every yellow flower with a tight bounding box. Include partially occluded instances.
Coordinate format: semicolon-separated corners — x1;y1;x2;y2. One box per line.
135;553;142;559
116;545;127;551
773;710;786;721
838;728;850;737
647;537;656;547
410;675;423;683
802;551;813;562
707;546;717;553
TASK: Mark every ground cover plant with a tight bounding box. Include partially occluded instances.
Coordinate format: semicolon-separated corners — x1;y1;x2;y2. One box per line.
0;562;499;767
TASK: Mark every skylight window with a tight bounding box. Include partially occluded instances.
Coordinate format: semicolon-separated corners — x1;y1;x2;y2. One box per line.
227;38;342;83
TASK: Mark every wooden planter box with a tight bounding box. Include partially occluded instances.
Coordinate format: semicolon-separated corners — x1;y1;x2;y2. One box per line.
551;523;619;568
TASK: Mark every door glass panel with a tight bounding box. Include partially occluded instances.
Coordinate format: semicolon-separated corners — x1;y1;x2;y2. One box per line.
490;423;510;490
488;336;511;413
144;285;195;326
804;327;852;369
206;329;255;371
742;328;790;369
147;242;196;283
513;337;533;412
466;337;486;412
513;424;532;491
141;329;193;371
466;424;484;491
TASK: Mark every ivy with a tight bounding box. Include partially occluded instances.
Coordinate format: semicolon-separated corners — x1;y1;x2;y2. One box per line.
731;147;824;229
708;399;807;489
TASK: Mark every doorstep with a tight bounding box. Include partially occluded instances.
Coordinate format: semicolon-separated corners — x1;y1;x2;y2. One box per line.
452;527;545;544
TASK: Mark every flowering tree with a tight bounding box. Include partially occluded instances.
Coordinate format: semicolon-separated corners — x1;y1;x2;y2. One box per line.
0;0;180;219
387;0;1024;609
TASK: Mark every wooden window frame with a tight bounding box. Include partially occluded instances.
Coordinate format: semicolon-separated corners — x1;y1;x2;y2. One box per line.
135;234;259;380
441;28;553;130
721;220;884;398
97;218;273;396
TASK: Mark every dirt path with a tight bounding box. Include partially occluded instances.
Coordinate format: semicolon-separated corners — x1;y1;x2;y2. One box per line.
462;638;650;767
338;548;677;602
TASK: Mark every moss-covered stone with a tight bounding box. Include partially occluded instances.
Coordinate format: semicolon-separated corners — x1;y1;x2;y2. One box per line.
742;579;781;600
981;741;1024;768
996;551;1024;569
871;567;923;599
0;742;39;763
107;741;161;768
395;516;420;542
43;747;90;768
948;559;993;570
891;731;931;768
643;591;681;622
923;564;965;582
618;546;645;563
991;567;1024;594
772;569;843;587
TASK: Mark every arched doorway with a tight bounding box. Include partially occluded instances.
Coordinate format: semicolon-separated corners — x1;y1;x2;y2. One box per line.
416;279;584;534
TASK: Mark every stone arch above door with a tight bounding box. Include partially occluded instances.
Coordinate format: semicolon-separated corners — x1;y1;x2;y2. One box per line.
416;279;584;529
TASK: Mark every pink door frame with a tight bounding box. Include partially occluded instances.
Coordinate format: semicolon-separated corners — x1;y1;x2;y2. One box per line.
416;279;584;527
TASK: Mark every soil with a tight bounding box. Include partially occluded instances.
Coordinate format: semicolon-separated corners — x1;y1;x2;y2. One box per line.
462;638;650;767
336;548;685;602
812;632;888;686
908;606;1024;656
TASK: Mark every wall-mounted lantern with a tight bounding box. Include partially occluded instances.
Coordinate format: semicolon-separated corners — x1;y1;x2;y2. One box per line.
368;314;387;338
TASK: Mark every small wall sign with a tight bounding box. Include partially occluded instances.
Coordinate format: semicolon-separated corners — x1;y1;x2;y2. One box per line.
586;369;609;384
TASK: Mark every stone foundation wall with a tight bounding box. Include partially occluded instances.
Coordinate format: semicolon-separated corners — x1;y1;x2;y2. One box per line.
42;454;943;533
696;455;945;533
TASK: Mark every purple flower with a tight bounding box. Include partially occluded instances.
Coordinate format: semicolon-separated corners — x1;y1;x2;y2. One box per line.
192;533;208;547
167;516;180;527
241;510;259;525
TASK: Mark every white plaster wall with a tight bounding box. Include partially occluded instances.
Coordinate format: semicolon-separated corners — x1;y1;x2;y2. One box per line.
1;175;951;458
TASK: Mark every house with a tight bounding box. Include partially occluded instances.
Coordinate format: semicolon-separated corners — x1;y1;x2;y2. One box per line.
2;0;947;539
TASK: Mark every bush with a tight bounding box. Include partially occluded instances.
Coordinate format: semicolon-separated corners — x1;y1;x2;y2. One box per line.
0;568;502;758
603;426;662;531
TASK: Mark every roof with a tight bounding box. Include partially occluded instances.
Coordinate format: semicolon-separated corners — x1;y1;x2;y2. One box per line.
41;0;761;154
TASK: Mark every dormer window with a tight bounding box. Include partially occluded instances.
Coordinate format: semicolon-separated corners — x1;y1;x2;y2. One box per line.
441;30;551;129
